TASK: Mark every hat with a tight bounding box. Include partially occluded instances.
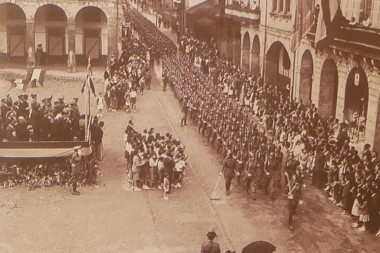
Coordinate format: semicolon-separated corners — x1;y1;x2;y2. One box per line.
73;146;81;151
31;94;37;98
206;229;217;238
58;96;64;100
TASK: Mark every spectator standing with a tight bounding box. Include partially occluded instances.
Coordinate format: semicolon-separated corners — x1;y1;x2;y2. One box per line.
201;230;221;253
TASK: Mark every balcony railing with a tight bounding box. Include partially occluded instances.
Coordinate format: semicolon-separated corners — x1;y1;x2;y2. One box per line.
224;2;260;22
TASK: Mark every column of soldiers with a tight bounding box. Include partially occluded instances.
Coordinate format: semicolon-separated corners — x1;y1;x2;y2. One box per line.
164;54;286;201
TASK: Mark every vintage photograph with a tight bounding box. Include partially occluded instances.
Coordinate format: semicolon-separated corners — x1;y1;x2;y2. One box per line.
0;0;380;252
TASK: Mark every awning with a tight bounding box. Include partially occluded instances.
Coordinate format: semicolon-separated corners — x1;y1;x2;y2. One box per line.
0;141;91;159
186;1;220;18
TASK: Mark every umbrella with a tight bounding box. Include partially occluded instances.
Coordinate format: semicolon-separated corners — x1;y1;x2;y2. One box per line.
242;241;276;253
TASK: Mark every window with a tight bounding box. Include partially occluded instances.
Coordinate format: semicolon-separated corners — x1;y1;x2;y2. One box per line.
272;0;278;12
285;0;291;13
360;0;372;19
279;0;284;12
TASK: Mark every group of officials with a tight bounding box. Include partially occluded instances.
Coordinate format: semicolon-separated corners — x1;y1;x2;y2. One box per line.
1;94;83;142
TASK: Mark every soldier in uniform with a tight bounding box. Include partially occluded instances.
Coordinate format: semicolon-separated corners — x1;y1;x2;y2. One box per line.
201;230;221;253
71;146;82;195
274;146;284;187
264;151;277;200
244;152;258;200
286;173;302;230
255;143;266;189
221;151;236;196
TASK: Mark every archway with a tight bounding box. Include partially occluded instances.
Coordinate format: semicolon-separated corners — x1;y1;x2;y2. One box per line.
242;32;250;72
75;6;108;65
264;41;291;96
299;50;313;106
344;67;368;124
35;5;67;65
233;31;241;66
319;59;338;118
251;35;260;77
0;3;26;62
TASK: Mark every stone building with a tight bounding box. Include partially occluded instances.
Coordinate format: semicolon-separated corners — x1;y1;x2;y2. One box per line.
0;0;122;66
216;0;380;150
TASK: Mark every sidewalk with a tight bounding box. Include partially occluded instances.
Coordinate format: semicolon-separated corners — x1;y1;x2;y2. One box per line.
0;64;105;83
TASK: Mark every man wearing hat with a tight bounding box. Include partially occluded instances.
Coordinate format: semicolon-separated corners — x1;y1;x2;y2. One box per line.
71;146;82;195
201;230;221;253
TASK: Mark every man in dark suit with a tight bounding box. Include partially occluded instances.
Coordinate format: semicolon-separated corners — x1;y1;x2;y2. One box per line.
163;151;175;193
201;230;221;253
369;187;380;234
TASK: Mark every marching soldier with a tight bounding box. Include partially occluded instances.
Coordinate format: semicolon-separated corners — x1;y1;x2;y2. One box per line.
221;151;236;196
286;173;302;230
255;143;266;189
264;151;277;200
244;153;258;200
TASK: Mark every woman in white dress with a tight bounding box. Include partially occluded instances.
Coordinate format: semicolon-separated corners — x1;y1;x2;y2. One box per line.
96;92;105;117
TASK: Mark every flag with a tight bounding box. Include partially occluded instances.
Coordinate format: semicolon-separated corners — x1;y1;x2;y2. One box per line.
315;0;341;48
38;69;46;86
291;0;314;52
81;75;96;96
8;79;27;92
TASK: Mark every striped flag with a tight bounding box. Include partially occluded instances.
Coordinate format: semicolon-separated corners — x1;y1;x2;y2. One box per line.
315;0;342;48
81;75;96;96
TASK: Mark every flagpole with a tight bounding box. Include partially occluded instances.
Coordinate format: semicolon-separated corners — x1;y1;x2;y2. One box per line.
88;75;91;121
84;75;88;142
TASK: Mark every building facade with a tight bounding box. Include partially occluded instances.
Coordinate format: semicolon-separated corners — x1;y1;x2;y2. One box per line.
0;0;122;66
216;0;380;150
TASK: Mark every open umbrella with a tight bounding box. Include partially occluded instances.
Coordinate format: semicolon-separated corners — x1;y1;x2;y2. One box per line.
242;241;276;253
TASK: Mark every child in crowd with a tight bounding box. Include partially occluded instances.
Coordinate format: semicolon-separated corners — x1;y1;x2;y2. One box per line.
163;173;170;200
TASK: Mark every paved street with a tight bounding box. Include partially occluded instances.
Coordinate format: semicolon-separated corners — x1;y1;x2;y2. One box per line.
0;63;379;253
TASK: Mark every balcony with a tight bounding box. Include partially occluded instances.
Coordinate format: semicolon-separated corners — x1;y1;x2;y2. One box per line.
224;2;260;25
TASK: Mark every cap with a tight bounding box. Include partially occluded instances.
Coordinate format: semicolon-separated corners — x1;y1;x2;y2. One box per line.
73;146;81;151
206;229;217;238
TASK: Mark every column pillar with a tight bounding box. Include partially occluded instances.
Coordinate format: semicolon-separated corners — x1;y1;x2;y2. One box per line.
336;64;348;121
108;24;117;61
67;20;76;72
26;20;35;68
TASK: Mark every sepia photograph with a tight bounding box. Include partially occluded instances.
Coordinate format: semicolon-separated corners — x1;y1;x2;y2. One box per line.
0;0;380;252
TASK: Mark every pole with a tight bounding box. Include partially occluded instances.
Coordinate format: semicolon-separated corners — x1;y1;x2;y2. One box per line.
84;76;88;142
291;47;297;101
88;76;91;122
262;0;268;80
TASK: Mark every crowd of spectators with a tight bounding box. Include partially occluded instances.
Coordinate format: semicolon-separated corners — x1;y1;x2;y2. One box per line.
101;2;177;113
164;34;380;235
1;94;84;142
124;120;188;197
